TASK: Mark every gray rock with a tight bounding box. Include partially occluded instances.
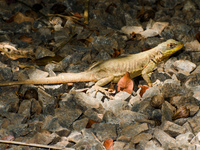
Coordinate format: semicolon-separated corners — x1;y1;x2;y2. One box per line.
102;98;129;115
154;129;177;149
0;88;19;113
55;128;71;137
18;100;31;116
172;60;196;75
144;140;164;150
161;83;193;99
91;36;118;54
55;108;82;128
38;88;55;115
161;101;175;122
131;133;152;144
142;86;161;100
92;123;117;141
118;110;148;129
120;123;148;139
103;111;120;125
113;141;127;150
84;108;103;122
176;132;194;146
35;46;55;59
73;118;89;131
161;121;187;137
67;131;83;143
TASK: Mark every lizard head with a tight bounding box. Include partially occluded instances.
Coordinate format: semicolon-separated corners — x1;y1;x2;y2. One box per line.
158;39;184;59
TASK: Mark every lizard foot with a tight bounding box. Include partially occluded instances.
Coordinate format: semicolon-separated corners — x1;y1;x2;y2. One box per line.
94;85;113;99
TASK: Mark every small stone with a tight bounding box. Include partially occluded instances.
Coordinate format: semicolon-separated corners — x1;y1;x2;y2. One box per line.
131;133;152;144
73;118;89;131
92;123;117;141
84;108;103;122
176;132;194;145
113;141;127;150
154;129;177;149
161;101;175;122
55;108;82;128
103;111;120;124
144;140;164;150
67;131;83;143
120;123;148;139
161;121;187;137
172;60;196;75
118;110;148;129
18;100;31;116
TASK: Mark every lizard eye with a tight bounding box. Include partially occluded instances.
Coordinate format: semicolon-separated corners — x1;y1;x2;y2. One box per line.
168;43;176;49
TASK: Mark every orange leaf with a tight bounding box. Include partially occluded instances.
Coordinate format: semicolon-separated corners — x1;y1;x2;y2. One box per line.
73;12;83;18
86;119;98;128
117;72;134;94
19;35;33;43
104;138;113;150
138;85;149;97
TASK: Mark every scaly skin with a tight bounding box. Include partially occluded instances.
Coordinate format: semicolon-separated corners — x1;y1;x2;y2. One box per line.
0;39;183;90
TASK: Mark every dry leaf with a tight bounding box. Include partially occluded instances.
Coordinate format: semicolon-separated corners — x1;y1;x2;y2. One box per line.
12;12;34;24
0;135;15;141
108;82;116;94
140;20;169;38
86;119;98;128
117;72;134;94
172;106;190;120
73;12;83;18
19;35;33;43
138;85;149;97
195;32;200;42
103;138;113;150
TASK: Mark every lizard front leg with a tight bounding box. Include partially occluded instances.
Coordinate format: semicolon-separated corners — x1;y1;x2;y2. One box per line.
142;60;156;87
94;75;114;98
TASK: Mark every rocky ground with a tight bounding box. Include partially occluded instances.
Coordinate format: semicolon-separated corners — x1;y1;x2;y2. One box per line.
0;0;200;149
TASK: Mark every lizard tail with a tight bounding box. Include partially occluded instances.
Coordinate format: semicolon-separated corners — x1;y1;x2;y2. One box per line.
0;71;96;86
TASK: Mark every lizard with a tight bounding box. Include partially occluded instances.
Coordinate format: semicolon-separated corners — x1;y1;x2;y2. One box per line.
0;39;183;96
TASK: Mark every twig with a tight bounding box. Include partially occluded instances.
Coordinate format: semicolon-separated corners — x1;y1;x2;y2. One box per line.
0;140;73;150
84;0;89;24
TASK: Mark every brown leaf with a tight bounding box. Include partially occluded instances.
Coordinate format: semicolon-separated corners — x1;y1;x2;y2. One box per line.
1;135;15;141
112;48;124;58
103;138;113;150
86;119;98;128
117;72;134;94
195;32;200;43
138;85;149;97
19;35;33;43
108;82;116;94
11;12;34;24
73;12;83;18
172;106;190;120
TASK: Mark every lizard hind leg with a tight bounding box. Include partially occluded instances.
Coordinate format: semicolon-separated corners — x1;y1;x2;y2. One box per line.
94;75;114;99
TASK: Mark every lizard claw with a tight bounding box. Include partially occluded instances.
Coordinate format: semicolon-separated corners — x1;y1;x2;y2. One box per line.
94;85;113;99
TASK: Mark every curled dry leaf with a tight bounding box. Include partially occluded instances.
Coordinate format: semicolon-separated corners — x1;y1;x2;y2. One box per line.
172;106;190;120
117;72;134;94
138;85;149;97
103;138;113;150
